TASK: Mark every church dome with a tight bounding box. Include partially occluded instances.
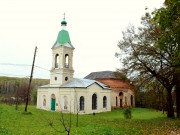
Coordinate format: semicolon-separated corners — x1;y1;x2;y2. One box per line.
61;19;67;26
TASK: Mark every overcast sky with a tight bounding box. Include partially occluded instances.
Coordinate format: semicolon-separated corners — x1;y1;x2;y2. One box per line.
0;0;164;79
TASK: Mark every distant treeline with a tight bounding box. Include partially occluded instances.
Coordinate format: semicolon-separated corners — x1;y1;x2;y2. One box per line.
0;76;49;104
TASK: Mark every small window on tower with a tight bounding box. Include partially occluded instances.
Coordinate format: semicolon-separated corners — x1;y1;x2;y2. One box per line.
65;54;69;68
55;54;59;68
65;77;68;81
55;77;57;81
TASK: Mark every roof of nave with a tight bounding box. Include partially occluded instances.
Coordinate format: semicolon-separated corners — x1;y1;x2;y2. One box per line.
84;71;116;79
84;71;126;80
95;78;130;89
60;78;110;89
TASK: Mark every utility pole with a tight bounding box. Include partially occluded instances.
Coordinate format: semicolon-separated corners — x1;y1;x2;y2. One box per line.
25;46;37;112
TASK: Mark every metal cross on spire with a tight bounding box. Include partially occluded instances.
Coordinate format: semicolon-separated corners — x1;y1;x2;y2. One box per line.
63;12;65;20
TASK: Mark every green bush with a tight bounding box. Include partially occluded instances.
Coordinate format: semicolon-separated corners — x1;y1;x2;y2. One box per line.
123;108;132;119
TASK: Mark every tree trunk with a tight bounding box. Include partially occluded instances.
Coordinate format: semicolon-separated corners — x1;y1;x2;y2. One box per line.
175;73;180;118
166;88;174;118
176;88;180;118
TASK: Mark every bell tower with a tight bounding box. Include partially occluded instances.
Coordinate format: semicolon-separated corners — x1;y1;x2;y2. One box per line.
50;15;74;86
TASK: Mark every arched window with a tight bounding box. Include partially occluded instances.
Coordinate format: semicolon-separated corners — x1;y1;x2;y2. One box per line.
103;96;107;108
131;95;133;106
119;92;123;107
65;54;69;68
42;95;46;106
55;54;59;68
116;96;118;106
65;77;68;81
80;96;84;111
63;96;68;109
92;94;97;110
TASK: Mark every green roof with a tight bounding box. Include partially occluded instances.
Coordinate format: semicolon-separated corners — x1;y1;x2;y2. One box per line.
57;30;71;44
52;29;74;49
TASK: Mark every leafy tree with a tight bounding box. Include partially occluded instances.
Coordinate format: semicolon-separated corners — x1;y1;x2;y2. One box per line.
153;0;180;117
116;13;176;118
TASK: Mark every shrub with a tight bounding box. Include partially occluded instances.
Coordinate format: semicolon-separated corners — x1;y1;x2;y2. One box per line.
123;108;132;119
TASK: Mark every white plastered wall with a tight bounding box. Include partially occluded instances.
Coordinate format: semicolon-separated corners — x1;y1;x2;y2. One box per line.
37;83;111;114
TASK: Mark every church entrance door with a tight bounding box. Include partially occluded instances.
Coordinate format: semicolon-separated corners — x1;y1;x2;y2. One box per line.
120;99;122;108
51;94;56;111
51;98;56;111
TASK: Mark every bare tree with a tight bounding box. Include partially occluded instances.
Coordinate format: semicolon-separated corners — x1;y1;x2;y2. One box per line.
74;88;79;127
60;100;72;135
60;111;71;135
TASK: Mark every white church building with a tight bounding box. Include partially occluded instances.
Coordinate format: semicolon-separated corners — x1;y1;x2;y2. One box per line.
37;17;111;114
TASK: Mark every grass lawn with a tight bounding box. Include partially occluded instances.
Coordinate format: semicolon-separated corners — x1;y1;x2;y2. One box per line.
0;104;180;135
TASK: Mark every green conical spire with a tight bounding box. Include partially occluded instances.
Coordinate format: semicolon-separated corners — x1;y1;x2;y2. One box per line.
56;30;71;44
